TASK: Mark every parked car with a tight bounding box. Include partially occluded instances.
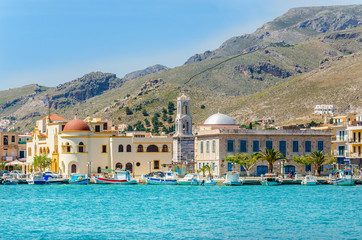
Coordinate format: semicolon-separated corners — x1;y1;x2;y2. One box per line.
0;170;10;177
43;171;62;178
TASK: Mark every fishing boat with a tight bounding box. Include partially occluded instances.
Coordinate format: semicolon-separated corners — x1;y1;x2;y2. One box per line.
178;174;201;185
201;177;217;186
329;168;355;186
93;169;137;184
2;176;18;185
69;174;90;185
146;171;178;185
224;172;243;186
260;173;282;186
301;175;317;185
43;174;68;184
27;173;47;185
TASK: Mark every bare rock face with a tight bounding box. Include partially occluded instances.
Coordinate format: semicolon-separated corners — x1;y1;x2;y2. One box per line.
137;79;165;96
235;62;291;80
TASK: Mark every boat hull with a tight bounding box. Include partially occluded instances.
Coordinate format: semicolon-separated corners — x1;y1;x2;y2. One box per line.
94;177;137;184
69;179;90;185
178;181;200;185
301;181;317;185
27;180;47;185
261;181;281;186
332;179;355;186
146;178;178;185
3;181;18;185
224;181;243;186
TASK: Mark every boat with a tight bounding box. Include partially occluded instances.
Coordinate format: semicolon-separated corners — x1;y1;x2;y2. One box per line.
10;171;27;184
329;168;355;186
201;177;217;186
69;174;90;185
260;173;282;186
2;176;18;185
43;174;69;184
27;173;47;185
178;174;201;185
93;169;137;184
301;175;317;185
146;171;178;185
224;172;243;186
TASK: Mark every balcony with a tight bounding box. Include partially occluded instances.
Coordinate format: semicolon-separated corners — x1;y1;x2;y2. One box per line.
348;138;362;144
345;152;362;158
1;156;15;161
334;150;347;157
331;136;348;142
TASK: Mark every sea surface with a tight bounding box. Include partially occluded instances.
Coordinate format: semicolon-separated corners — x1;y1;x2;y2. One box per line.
0;184;361;240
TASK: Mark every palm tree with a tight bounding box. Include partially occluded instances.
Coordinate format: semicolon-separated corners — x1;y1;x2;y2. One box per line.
293;151;333;176
225;153;258;176
0;161;6;171
256;148;286;174
197;166;207;177
203;164;212;178
33;154;52;172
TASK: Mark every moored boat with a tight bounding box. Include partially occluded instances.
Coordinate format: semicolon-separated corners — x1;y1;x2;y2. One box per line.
69;174;90;185
178;174;201;185
329;168;355;186
146;171;178;185
2;176;18;185
44;174;69;184
27;173;47;185
201;177;217;186
93;169;137;184
224;172;243;186
260;173;282;186
301;175;317;185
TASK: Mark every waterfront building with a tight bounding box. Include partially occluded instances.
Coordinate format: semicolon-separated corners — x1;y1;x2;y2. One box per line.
26;115;172;176
0;131;19;162
314;105;336;115
195;113;332;177
172;94;195;173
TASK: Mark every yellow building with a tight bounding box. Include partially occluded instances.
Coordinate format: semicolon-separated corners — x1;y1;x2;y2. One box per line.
27;114;172;176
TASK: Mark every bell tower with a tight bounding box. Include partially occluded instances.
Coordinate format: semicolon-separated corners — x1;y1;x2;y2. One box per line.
173;94;195;171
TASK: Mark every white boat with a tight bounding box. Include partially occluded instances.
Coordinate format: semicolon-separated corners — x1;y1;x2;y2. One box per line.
224;172;243;186
27;173;47;185
93;169;137;184
301;175;317;185
329;169;355;186
178;174;201;185
146;171;178;185
260;173;282;186
202;177;217;186
2;176;18;185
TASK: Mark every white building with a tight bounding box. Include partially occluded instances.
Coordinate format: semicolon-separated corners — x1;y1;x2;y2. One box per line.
314;105;336;115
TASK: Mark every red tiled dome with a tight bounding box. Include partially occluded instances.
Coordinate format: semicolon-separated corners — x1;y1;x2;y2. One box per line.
63;119;90;132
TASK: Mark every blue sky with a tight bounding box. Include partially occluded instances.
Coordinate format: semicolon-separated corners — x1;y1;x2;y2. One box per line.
0;0;360;90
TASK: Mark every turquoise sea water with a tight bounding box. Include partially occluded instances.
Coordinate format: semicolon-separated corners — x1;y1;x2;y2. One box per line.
0;184;361;240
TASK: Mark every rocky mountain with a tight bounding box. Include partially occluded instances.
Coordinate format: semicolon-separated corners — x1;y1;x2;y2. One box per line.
185;5;361;64
123;64;170;81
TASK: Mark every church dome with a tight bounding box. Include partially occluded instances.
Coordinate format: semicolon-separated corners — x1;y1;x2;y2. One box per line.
203;113;236;125
63;119;90;132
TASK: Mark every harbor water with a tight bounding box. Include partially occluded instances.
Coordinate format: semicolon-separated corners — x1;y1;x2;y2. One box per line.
0;185;361;239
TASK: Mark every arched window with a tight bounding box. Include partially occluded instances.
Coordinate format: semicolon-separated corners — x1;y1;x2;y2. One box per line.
115;162;122;169
66;142;71;153
71;164;77;173
162;145;168;152
137;145;143;152
118;144;123;152
46;147;50;154
126;162;133;172
78;142;84;153
147;145;159;152
105;166;109;169
97;167;102;173
40;148;43;154
126;145;132;152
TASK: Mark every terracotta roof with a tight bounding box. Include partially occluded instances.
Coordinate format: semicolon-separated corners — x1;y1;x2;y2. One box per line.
40;114;67;121
63;119;90;132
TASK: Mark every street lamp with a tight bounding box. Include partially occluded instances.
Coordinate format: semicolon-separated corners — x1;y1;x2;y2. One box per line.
87;161;92;177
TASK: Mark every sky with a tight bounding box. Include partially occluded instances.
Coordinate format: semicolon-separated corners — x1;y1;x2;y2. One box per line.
0;0;361;90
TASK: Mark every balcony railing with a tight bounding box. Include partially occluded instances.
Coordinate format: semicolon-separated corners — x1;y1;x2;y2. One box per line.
345;152;362;158
348;138;362;143
332;136;348;142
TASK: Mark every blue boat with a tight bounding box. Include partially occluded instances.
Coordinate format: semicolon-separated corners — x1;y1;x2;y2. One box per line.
27;173;47;185
146;171;178;185
69;174;90;185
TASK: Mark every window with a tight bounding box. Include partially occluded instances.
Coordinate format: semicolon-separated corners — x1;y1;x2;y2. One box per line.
97;167;102;173
71;164;77;173
137;145;143;152
305;164;311;172
212;140;215;153
78;142;84;153
126;145;132;152
321;165;324;172
279;141;286;156
227;162;233;171
147;145;159;152
65;142;71;153
20;151;25;159
227;140;234;152
212;162;215;170
115;162;122;169
28;148;32;157
293;141;299;153
240;165;245;171
11;136;15;142
240;140;247;153
95;125;100;132
253;141;259;152
200;141;204;153
154;160;160;170
102;145;107;153
126;163;133;172
3;136;8;145
206;141;210;153
162;145;168;152
118;144;123;152
305;141;311;153
266;140;273;150
317;141;324;151
338;146;345;156
199;163;201;169
136;162;141;167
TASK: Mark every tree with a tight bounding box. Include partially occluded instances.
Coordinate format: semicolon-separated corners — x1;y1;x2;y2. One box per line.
197;166;207;177
225;153;258;176
33;154;52;172
203;164;212;178
0;161;6;170
329;118;333;124
126;125;133;131
256;148;286;173
162;108;168;114
144;118;151;127
142;109;149;116
133;121;146;131
168;101;175;115
167;116;173;124
293;151;334;176
125;107;133;115
200;105;205;109
249;122;253;129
